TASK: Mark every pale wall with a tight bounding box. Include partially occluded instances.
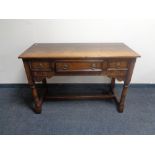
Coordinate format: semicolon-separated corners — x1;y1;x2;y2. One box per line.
0;19;154;83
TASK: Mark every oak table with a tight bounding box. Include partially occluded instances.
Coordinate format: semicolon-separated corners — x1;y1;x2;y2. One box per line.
19;43;140;114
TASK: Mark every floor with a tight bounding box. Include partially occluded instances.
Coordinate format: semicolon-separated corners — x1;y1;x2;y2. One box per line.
0;84;155;135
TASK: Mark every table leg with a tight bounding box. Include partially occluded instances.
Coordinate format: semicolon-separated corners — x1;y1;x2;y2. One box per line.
118;59;136;112
42;78;48;93
42;78;47;85
31;84;42;114
23;60;42;114
111;78;115;91
118;83;129;112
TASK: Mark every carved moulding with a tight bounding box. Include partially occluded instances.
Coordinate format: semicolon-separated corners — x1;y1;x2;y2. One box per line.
106;70;127;81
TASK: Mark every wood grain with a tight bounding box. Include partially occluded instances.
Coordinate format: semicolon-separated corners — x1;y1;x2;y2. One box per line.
19;43;140;59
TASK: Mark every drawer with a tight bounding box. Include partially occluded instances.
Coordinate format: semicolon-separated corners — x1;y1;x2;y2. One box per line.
32;71;54;82
108;60;128;69
30;61;52;71
55;61;103;72
107;69;127;77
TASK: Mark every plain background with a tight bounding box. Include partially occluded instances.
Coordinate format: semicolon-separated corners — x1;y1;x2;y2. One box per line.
0;19;154;84
0;0;155;155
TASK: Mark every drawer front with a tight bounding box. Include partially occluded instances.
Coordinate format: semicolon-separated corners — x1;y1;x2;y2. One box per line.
55;61;103;72
30;61;52;71
108;60;128;69
32;71;54;82
107;59;128;79
107;69;127;77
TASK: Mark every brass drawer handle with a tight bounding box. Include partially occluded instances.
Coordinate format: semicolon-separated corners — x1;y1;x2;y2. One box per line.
39;63;43;67
63;64;69;70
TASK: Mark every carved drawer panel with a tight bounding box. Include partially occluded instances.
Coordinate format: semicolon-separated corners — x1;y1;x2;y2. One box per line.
108;60;128;69
107;70;127;76
30;61;53;71
55;61;103;73
32;71;54;82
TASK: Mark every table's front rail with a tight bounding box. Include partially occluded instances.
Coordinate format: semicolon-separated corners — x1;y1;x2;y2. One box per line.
25;58;132;82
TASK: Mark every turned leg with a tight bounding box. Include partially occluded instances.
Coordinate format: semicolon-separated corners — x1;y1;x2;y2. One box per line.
23;60;43;114
111;78;115;91
118;83;129;112
42;78;47;85
117;59;136;113
42;78;48;92
42;78;48;100
31;84;42;114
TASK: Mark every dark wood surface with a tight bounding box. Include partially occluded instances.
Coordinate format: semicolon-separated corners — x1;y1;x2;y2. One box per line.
19;43;140;114
19;43;140;59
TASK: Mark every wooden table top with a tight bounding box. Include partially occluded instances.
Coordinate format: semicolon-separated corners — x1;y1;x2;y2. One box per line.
19;43;140;59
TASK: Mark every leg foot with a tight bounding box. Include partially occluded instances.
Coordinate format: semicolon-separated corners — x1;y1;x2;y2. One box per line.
31;84;42;114
118;104;124;113
34;103;42;114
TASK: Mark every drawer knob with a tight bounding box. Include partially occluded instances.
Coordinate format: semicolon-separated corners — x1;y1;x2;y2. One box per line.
63;64;69;70
39;63;43;67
